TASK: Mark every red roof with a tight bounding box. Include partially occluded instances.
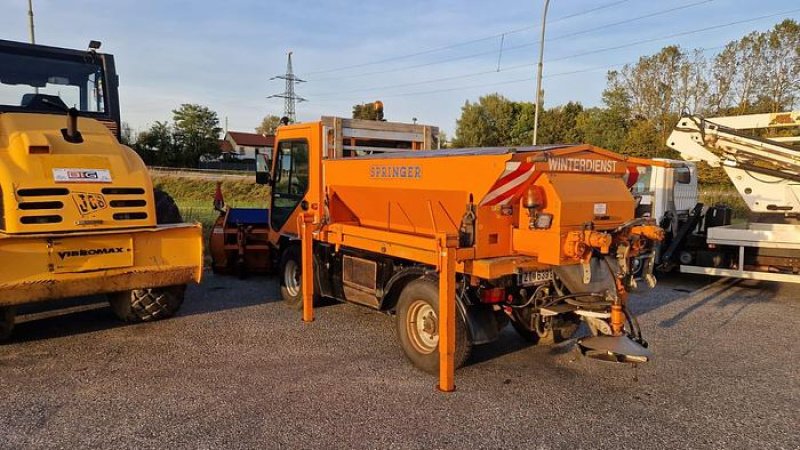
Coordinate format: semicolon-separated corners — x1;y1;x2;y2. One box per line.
219;139;234;153
227;131;274;147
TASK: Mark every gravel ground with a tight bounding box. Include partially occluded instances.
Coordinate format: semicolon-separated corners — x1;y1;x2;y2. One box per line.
1;271;798;449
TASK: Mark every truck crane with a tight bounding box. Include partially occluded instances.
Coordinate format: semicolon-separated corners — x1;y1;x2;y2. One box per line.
664;111;800;283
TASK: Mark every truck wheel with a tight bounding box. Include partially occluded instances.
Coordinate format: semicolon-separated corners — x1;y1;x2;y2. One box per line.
395;278;471;374
154;189;182;224
0;307;15;341
108;285;186;323
280;246;303;309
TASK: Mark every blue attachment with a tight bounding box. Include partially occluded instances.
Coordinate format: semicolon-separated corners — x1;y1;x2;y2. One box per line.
226;208;270;226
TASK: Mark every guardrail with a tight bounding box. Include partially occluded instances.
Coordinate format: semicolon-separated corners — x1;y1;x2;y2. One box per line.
148;166;253;181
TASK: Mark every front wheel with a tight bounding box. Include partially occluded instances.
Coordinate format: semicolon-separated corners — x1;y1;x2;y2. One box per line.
108;285;186;323
0;307;15;341
395;278;471;374
279;246;303;309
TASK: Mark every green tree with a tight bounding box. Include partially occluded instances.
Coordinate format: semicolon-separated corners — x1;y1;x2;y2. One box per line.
133;121;174;165
537;102;584;145
256;115;282;135
452;94;518;147
171;103;222;167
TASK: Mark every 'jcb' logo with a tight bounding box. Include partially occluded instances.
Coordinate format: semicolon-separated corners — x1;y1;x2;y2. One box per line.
72;192;107;216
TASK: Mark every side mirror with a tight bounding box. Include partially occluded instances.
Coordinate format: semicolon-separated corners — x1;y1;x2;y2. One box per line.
255;171;272;185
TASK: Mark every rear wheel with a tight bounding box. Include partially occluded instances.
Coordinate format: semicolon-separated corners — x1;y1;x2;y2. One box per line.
395;278;471;374
154;188;182;224
0;307;15;342
109;286;186;323
107;189;188;323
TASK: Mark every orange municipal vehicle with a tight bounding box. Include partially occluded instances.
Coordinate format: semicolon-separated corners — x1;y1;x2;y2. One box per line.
255;116;664;390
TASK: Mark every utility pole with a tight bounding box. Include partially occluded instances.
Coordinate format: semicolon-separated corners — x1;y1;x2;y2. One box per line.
532;0;551;146
27;0;36;44
268;51;306;123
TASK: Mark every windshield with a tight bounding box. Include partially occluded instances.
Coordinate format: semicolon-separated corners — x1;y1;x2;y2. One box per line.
0;50;106;115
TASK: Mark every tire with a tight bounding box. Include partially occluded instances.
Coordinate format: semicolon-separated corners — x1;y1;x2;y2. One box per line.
279;246;303;309
154;189;182;224
395;278;471;374
109;285;186;323
0;307;15;342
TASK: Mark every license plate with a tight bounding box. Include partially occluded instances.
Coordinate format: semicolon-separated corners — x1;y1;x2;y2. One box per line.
49;235;133;273
517;269;554;286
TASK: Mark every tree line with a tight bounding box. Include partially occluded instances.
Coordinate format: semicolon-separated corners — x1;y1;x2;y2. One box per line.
450;19;799;183
132;104;222;167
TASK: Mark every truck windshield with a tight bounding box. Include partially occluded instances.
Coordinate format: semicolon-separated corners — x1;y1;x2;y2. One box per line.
0;50;106;115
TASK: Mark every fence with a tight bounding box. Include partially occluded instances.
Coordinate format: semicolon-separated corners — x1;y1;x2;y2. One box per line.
148;166;253;181
199;160;256;172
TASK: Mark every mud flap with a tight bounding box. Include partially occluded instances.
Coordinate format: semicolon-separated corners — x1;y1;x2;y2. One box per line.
458;301;503;345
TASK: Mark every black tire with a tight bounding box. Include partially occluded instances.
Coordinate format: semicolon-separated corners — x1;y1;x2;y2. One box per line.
154;189;182;224
109;285;186;323
0;307;15;342
279;246;303;309
395;278;471;374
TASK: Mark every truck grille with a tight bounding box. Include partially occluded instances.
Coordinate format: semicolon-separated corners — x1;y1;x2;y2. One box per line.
103;187;149;221
17;188;69;196
19;201;63;210
102;188;145;195
16;188;68;225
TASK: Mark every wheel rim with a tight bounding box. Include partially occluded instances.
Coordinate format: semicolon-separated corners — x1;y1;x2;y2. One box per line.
284;259;301;297
406;300;438;354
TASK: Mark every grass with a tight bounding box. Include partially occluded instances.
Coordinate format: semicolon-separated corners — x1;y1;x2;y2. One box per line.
151;175;270;242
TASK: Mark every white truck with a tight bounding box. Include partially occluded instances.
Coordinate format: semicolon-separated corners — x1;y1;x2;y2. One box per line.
658;112;800;283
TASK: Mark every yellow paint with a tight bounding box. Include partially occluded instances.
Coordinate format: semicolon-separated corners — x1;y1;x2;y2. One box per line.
0;113;157;234
0;112;203;307
0;224;202;306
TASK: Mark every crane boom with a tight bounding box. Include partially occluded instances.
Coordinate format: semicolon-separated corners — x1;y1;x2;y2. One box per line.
667;112;800;214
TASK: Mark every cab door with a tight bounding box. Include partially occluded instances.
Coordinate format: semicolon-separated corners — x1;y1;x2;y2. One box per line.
270;139;309;233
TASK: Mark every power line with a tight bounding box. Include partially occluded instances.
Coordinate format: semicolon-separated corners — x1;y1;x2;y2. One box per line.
547;7;800;64
306;0;718;84
303;0;631;77
307;7;799;99
310;45;726;104
547;0;714;44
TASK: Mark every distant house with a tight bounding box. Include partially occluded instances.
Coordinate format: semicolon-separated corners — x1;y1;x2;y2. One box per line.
222;131;274;160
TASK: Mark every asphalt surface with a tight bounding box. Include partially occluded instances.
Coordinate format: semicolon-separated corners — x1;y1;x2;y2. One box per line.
1;271;798;449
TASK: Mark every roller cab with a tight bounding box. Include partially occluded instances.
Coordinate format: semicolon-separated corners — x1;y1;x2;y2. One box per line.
0;39;202;340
